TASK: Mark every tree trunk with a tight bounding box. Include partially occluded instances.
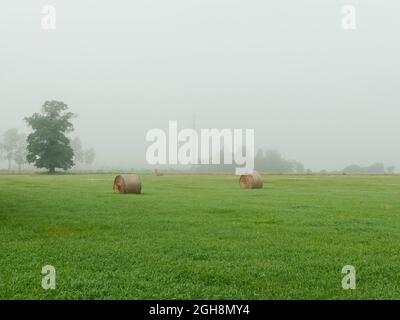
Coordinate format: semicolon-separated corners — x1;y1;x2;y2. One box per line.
49;167;55;174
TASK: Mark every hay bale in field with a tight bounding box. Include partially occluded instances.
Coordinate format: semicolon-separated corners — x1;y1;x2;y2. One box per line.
154;169;164;176
239;171;263;189
113;174;142;194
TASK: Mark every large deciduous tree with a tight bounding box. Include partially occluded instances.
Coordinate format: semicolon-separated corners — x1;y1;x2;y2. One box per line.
25;100;75;174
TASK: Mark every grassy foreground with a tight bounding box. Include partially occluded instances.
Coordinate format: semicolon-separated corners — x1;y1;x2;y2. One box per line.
0;173;400;299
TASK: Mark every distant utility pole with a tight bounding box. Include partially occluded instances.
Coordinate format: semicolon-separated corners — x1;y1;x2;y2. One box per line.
192;114;197;133
192;114;198;164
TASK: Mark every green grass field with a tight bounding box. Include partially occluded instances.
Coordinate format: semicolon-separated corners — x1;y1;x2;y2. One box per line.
1;173;400;299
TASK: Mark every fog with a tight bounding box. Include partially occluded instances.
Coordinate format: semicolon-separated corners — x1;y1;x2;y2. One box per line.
1;0;399;171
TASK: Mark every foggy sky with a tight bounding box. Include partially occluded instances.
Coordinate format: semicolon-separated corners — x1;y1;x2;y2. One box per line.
1;0;399;171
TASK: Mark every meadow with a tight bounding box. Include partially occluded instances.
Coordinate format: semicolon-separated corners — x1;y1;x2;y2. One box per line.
0;173;400;299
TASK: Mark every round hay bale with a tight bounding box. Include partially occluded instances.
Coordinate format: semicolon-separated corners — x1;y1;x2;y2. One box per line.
239;171;263;189
113;174;142;194
154;169;164;176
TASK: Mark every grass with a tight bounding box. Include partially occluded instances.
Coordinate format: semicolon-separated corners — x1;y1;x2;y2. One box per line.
0;173;400;299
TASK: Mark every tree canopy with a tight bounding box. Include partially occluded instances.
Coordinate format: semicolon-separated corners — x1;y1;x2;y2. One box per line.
25;100;75;173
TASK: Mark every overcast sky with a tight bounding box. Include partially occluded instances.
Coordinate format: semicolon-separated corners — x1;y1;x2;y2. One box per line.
0;0;399;170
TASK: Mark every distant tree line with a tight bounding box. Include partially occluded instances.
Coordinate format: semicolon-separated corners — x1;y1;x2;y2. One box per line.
194;149;306;173
255;149;305;173
0;128;27;171
70;137;96;167
192;148;397;174
342;163;395;174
